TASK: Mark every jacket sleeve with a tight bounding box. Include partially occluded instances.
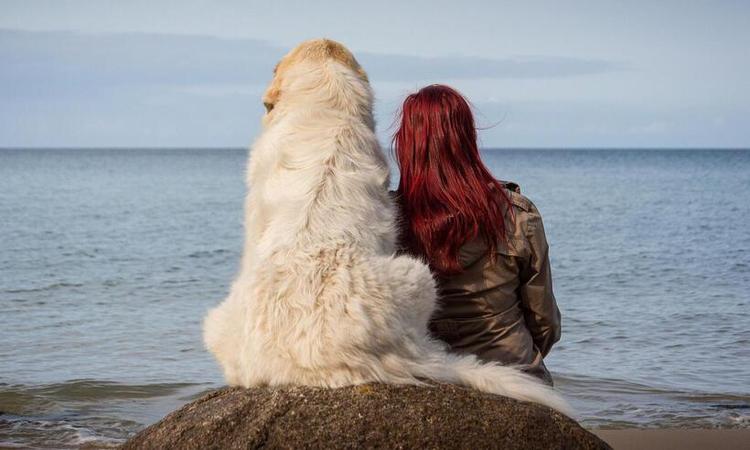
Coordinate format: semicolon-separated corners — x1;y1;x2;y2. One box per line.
519;203;561;357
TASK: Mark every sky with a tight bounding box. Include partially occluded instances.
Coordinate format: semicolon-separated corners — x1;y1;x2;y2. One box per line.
1;0;749;148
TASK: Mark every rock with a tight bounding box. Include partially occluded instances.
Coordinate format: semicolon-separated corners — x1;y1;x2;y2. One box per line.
122;383;610;450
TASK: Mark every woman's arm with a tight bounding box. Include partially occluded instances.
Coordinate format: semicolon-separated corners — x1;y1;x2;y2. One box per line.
519;203;561;357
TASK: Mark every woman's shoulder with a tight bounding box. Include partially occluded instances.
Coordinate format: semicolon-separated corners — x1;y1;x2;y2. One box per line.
497;180;537;215
495;181;546;245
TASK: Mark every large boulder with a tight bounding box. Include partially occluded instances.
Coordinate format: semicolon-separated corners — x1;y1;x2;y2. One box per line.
123;383;610;449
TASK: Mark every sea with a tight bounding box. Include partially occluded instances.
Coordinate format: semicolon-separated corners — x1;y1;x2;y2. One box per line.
1;148;748;448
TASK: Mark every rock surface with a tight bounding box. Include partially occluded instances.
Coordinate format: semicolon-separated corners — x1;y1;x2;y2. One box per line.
122;383;611;449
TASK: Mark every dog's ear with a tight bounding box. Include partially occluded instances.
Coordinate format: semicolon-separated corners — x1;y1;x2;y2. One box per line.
320;39;369;82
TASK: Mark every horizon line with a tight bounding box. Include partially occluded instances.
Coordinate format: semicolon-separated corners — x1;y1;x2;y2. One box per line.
1;146;749;151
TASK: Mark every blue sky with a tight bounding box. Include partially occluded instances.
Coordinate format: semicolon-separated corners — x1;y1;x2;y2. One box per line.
1;0;748;148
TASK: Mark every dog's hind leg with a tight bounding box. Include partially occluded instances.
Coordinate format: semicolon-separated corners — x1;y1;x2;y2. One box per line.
203;286;247;385
377;254;439;330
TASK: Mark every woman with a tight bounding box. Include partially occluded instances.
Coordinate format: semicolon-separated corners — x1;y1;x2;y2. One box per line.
393;85;561;384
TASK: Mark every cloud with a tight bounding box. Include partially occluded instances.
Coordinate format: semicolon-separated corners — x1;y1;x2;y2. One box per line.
0;30;282;98
0;29;621;99
361;54;620;81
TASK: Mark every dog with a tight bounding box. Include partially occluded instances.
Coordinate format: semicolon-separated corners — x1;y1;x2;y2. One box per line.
203;39;571;415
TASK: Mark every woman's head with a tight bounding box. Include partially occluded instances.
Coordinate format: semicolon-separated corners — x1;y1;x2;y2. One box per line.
393;84;512;275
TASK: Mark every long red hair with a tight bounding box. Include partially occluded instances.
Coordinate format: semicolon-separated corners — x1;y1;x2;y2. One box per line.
393;84;513;275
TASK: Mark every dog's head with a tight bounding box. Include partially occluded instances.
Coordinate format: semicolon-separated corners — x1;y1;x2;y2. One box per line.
261;39;371;126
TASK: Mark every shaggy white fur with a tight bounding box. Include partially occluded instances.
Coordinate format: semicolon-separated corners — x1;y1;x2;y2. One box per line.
203;39;572;415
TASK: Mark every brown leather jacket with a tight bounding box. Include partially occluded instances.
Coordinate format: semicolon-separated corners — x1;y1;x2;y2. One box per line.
426;183;561;384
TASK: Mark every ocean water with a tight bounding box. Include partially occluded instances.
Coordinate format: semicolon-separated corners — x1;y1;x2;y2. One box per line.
1;148;748;448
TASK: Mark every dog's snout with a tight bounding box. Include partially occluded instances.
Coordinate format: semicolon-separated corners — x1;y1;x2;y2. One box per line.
264;102;274;113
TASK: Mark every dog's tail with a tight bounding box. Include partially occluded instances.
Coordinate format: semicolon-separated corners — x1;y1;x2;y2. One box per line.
405;349;573;416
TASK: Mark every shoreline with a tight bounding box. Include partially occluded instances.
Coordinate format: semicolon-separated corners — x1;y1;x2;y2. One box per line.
592;429;750;450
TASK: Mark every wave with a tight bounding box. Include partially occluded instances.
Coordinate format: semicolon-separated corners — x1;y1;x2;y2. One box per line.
3;282;84;294
0;380;211;415
0;413;129;449
187;249;231;259
554;372;750;429
0;380;216;449
557;372;750;403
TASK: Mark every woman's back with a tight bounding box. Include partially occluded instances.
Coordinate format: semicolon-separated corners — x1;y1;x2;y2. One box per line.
428;184;561;384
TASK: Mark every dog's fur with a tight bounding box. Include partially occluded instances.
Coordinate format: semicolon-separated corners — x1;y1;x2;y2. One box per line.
203;39;571;415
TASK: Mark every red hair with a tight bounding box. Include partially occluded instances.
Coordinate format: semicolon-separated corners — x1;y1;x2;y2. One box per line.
393;84;513;275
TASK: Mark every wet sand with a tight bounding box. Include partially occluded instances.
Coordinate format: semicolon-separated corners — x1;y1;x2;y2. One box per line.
593;429;750;450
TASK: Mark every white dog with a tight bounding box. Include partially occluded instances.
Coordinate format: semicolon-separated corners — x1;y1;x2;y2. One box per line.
203;39;571;415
